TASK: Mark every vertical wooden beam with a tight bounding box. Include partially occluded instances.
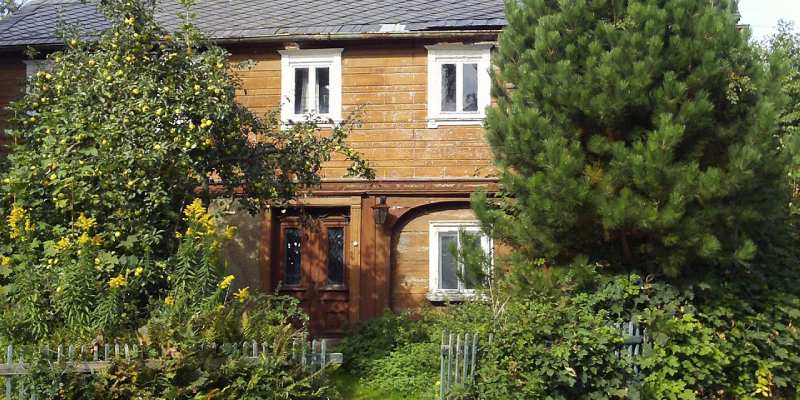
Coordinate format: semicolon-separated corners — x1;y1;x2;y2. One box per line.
361;196;377;319
259;209;274;292
374;205;390;314
348;198;362;323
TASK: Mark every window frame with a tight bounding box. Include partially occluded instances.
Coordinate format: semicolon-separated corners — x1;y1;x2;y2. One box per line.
279;48;343;124
427;221;492;301
425;44;492;128
23;60;54;93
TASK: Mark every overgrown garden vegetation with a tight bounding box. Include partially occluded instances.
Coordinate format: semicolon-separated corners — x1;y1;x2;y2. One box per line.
339;1;800;399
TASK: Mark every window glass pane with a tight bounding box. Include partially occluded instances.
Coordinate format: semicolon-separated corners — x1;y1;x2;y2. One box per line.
439;232;459;289
463;63;479;112
285;228;301;285
460;231;482;289
441;64;457;112
294;67;309;115
316;67;330;114
327;227;345;285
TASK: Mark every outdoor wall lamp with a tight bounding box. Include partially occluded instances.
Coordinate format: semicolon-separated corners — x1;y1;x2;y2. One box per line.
372;196;389;225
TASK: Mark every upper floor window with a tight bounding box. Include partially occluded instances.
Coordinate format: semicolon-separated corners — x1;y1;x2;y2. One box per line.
279;48;342;124
427;221;492;301
425;44;492;128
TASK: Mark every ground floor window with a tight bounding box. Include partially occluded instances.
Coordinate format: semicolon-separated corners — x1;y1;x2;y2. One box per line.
427;221;492;300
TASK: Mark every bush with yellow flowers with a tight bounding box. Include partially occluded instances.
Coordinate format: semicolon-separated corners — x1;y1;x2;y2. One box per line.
0;0;372;342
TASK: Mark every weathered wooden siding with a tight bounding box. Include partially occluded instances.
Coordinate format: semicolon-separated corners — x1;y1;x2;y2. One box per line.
391;207;478;311
229;42;495;180
0;57;26;145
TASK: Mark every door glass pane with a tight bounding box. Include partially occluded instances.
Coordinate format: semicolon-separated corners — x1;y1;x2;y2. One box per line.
439;232;459;289
463;63;479;112
285;228;301;285
316;67;330;114
441;64;457;112
294;67;309;115
327;227;345;285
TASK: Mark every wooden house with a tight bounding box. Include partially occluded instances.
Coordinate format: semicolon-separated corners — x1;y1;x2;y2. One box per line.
0;0;506;336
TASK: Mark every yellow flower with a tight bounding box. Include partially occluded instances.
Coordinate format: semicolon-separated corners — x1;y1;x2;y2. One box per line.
0;256;11;267
125;17;135;25
164;296;174;306
234;287;250;303
108;275;127;289
134;267;144;277
219;275;235;289
76;213;97;232
7;205;31;240
174;231;182;239
56;237;71;250
132;88;140;95
223;226;237;240
92;235;103;246
77;232;91;246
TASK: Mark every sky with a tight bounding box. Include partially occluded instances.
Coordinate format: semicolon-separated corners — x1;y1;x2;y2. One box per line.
738;0;800;42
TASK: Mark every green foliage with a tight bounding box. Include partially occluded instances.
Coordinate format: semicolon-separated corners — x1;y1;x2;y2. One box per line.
476;0;791;277
0;0;18;19
767;22;800;214
0;0;371;341
336;304;493;399
15;198;336;399
361;341;439;399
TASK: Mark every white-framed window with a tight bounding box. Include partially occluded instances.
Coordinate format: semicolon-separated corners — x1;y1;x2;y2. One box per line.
425;44;492;128
279;48;343;124
427;221;492;301
24;60;54;80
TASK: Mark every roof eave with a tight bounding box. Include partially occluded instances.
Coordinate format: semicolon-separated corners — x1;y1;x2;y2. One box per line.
212;29;503;44
0;29;503;52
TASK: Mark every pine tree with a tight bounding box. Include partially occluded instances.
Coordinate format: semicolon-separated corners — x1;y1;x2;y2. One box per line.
475;0;791;277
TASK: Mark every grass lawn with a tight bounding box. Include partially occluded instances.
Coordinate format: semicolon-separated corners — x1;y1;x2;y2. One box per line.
333;371;421;400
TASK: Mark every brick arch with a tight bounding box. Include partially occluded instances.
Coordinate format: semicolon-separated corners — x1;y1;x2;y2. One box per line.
388;201;478;311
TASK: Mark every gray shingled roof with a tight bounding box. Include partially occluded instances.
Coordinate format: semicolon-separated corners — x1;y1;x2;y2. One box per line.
0;0;506;48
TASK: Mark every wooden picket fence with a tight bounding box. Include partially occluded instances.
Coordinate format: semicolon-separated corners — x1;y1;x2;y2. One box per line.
0;336;341;399
439;319;650;399
439;331;481;400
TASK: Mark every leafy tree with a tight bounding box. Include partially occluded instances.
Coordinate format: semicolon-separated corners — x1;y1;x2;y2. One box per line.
475;0;791;278
0;0;19;19
767;21;800;212
0;0;371;341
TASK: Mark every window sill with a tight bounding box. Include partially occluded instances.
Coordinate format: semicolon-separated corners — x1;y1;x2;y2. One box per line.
427;117;485;129
282;119;342;129
426;290;478;303
320;284;347;292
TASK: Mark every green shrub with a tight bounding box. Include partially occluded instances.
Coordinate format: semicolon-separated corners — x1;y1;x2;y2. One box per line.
336;303;493;398
477;296;631;399
362;341;439;398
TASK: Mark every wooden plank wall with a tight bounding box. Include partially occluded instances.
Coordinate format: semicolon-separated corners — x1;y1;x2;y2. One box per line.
229;41;495;181
0;57;26;148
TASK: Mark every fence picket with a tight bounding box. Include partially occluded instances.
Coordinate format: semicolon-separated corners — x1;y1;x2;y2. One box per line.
470;334;478;383
6;344;12;399
439;331;446;400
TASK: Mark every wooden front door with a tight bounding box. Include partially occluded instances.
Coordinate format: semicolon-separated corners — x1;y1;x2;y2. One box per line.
275;209;350;336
